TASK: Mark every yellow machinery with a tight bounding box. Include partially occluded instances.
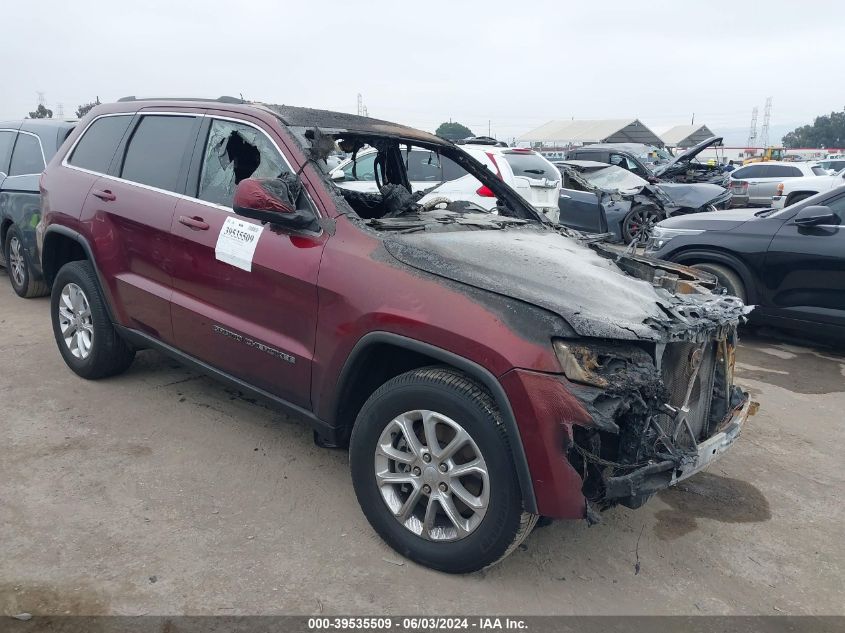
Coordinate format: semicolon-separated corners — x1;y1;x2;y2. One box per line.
743;147;785;165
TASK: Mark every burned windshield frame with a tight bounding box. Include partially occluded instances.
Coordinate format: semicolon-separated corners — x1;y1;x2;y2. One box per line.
287;125;548;225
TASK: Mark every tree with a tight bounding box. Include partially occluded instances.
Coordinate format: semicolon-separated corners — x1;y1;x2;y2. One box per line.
435;121;474;141
28;104;53;119
783;109;845;148
75;97;101;118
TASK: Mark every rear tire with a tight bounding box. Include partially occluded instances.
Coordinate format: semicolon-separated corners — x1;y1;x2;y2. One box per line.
4;226;49;298
690;263;747;302
50;260;135;379
349;367;537;573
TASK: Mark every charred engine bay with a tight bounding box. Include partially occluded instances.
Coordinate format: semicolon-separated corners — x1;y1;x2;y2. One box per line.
563;335;746;510
375;219;751;511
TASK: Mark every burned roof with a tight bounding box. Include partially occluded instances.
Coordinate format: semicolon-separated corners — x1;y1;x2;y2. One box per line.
260;104;449;146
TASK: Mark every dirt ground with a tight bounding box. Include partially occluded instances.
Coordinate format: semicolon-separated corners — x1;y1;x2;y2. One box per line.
1;279;843;617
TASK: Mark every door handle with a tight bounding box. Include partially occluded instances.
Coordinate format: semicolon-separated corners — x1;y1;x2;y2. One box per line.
92;189;116;202
178;215;210;231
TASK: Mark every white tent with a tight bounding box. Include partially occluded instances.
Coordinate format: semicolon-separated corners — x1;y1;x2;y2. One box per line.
660;124;716;148
519;119;664;147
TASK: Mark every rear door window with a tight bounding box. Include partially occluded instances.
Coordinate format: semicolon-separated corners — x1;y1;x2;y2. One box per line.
197;118;291;208
441;155;468;182
502;152;559;181
765;165;802;178
406;149;443;182
732;165;765;179
68;115;134;173
341;152;376;181
0;130;16;175
120;115;198;192
9;133;45;176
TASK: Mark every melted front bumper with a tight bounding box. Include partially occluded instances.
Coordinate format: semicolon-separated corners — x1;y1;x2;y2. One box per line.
604;392;755;502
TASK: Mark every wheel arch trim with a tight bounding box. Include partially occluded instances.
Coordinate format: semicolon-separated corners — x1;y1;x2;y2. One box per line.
42;225;118;323
333;331;538;514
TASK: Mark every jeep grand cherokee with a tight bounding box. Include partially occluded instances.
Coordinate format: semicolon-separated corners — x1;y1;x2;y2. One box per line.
38;97;755;573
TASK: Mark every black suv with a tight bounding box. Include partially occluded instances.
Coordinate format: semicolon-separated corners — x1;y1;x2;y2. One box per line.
0;119;76;296
646;185;845;342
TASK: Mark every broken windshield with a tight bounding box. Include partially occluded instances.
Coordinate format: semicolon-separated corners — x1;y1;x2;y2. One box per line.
581;165;648;192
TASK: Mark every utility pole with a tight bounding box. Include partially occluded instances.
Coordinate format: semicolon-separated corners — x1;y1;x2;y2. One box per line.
747;106;759;149
761;97;772;148
691;113;695;125
488;120;491;137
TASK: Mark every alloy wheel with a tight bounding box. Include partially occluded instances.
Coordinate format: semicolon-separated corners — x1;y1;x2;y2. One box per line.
58;283;94;359
625;207;662;242
374;410;490;541
9;236;25;288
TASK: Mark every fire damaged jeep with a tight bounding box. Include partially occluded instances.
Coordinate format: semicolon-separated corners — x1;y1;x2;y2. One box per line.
39;98;755;574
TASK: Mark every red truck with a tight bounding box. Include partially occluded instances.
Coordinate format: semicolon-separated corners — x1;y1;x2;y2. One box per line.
38;98;754;573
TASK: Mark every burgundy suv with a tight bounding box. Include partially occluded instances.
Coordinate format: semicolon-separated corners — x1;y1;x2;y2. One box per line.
39;98;755;573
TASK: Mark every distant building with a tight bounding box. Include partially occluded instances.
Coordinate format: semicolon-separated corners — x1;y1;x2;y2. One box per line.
519;119;664;148
660;124;716;148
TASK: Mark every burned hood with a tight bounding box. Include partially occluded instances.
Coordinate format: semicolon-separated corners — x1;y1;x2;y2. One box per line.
653;136;723;176
655;182;727;208
383;227;749;342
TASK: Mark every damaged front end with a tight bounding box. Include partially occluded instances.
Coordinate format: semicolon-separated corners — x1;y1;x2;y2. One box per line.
559;250;756;511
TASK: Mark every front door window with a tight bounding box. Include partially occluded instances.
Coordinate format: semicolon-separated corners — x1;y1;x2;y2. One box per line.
198;119;291;208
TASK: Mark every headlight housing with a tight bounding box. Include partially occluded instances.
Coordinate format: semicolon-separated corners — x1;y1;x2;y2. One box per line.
553;340;608;387
645;227;704;252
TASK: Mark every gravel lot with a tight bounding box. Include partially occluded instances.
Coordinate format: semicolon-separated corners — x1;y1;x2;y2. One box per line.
1;279;843;616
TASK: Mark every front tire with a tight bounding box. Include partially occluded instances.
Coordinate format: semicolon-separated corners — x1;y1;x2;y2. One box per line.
691;262;747;302
349;367;537;574
4;226;49;298
50;260;135;379
622;205;663;243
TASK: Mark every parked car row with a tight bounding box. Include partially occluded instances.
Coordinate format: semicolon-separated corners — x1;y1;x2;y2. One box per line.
2;97;756;573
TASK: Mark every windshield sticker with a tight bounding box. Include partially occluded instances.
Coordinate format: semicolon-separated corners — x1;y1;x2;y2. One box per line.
215;216;264;271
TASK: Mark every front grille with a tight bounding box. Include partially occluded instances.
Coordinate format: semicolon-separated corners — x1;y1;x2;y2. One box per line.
661;342;718;441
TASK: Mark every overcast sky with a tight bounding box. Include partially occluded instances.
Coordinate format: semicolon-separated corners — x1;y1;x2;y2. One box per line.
2;0;843;144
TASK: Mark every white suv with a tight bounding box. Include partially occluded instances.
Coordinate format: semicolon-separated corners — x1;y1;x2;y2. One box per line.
771;168;845;208
728;161;826;206
329;144;561;217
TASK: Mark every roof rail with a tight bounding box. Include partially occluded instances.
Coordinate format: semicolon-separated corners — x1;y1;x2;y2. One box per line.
117;95;246;104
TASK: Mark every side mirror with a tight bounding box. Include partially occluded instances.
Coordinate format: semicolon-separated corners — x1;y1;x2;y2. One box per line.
793;205;837;227
330;170;345;181
233;176;319;232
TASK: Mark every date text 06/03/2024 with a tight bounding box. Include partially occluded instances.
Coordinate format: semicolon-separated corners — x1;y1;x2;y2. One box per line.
307;616;528;630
